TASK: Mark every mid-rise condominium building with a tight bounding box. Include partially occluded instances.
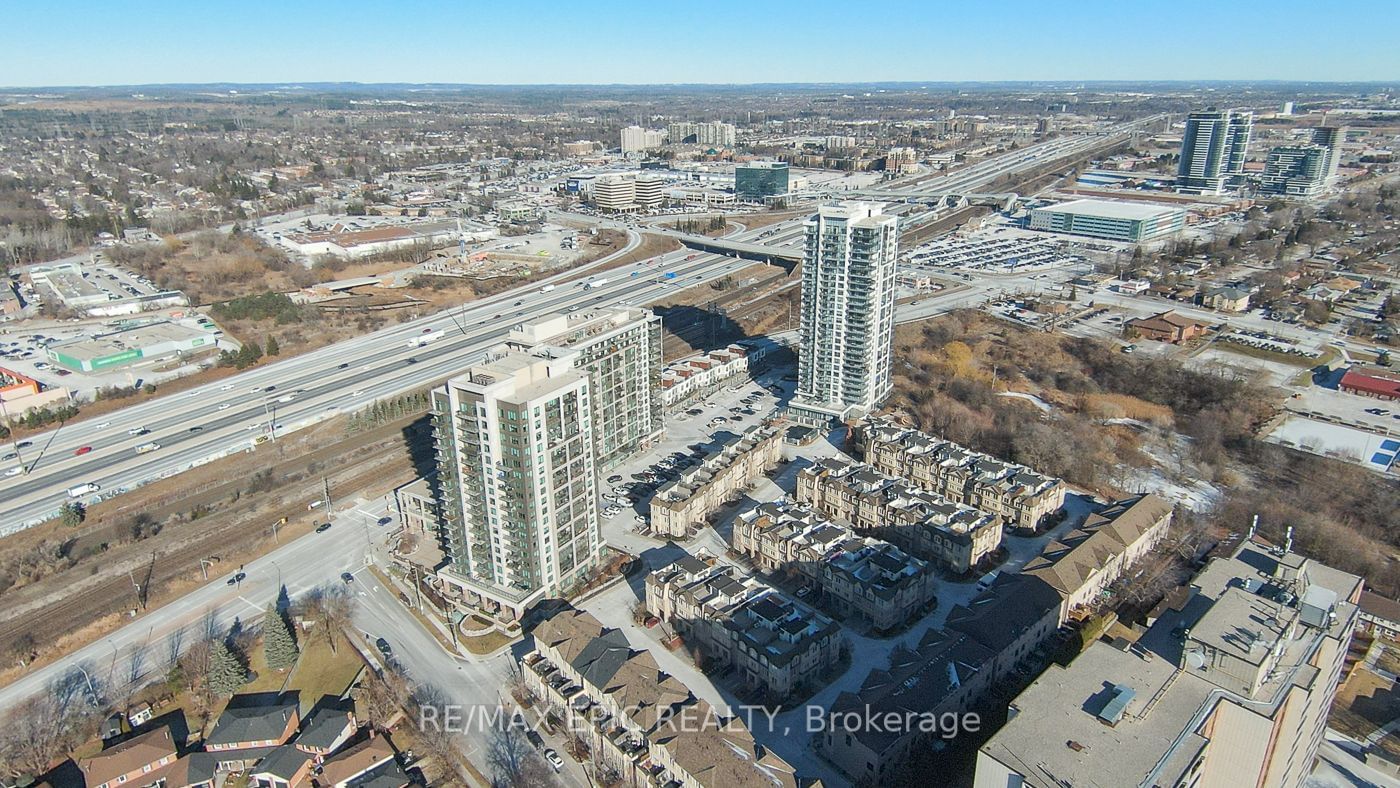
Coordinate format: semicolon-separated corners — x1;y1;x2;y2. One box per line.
1259;144;1331;198
431;351;600;620
1176;109;1253;194
790;202;898;426
620;126;666;154
975;536;1362;788
504;308;663;471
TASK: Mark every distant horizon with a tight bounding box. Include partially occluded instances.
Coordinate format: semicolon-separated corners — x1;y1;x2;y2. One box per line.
2;78;1396;93
4;1;1398;88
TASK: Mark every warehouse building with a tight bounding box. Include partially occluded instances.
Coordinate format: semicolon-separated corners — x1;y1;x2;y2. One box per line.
48;320;223;372
1028;198;1186;243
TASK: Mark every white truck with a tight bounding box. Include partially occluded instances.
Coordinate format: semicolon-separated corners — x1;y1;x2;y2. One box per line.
584;278;607;290
67;482;100;498
539;284;556;293
407;331;443;348
135;442;161;454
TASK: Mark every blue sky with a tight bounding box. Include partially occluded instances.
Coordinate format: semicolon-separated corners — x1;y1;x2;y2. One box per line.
4;0;1397;87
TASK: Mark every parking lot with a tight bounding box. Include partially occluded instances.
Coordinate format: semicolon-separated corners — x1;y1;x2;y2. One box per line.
904;226;1085;274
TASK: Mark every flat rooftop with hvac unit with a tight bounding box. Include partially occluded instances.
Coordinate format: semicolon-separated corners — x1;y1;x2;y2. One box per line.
47;320;224;373
1028;198;1187;243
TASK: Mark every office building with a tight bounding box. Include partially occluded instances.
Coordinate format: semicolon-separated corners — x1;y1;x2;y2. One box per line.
620;126;666;154
1260;145;1331;198
825;135;857;150
796;456;1004;574
1027;198;1186;243
854;416;1066;532
734;499;939;632
789;202;899;426
504;308;663;471
523;607;799;788
431;351;600;620
592;173;637;212
1176;109;1253;194
633;174;665;208
645;557;844;701
975;537;1362;788
734;161;790;202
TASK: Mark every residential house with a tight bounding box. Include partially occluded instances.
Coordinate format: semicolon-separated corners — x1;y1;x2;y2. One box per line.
819;574;1062;783
316;736;408;788
1359;591;1400;641
248;745;312;788
293;707;357;760
1202;285;1252;312
204;700;300;771
79;727;179;788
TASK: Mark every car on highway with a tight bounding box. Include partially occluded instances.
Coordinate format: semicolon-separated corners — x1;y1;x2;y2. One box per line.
338;363;350;369
127;426;148;435
406;357;418;364
1;452;16;462
315;522;333;533
14;441;31;449
74;446;93;456
227;572;246;586
350;390;365;397
220;383;235;391
218;403;231;411
188;426;203;433
95;421;111;429
4;467;23;477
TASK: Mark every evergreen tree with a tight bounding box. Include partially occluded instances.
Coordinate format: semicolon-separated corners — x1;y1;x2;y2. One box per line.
208;639;246;696
59;502;85;527
263;603;299;671
265;336;280;356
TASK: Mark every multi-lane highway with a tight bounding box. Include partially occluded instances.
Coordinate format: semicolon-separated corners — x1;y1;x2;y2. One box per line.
0;221;807;532
854;115;1165;199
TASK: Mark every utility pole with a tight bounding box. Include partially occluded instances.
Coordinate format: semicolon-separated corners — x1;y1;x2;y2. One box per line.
127;568;143;611
323;476;332;511
199;557;218;581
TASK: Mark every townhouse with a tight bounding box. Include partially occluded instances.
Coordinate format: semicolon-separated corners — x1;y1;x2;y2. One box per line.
650;425;783;539
523;606;799;788
644;557;844;702
854;416;1066;532
733;499;939;632
797;456;1004;574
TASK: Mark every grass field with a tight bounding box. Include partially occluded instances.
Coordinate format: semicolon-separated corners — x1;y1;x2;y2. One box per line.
285;637;364;714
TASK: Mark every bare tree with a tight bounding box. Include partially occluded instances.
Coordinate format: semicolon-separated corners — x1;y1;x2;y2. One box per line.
487;716;553;788
0;693;93;778
302;586;356;655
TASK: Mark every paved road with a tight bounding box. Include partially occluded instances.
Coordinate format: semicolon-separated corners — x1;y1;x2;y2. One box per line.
0;221;807;533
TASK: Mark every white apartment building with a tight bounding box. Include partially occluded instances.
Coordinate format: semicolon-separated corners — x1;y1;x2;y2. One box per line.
633;174;665;208
431;351;601;620
1259;144;1331;198
620;126;666;154
668;121;736;147
790;202;899;426
505;308;663;471
1176;109;1253;195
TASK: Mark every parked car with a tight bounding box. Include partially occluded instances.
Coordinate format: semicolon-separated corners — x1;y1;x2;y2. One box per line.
543;749;564;772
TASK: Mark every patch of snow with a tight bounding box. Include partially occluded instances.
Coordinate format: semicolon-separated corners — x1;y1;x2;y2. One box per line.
997;391;1051;413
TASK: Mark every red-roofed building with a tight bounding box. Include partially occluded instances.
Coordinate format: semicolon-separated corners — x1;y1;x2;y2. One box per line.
1339;367;1400;401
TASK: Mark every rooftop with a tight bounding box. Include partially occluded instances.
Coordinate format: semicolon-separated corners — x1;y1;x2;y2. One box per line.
1037;198;1184;221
